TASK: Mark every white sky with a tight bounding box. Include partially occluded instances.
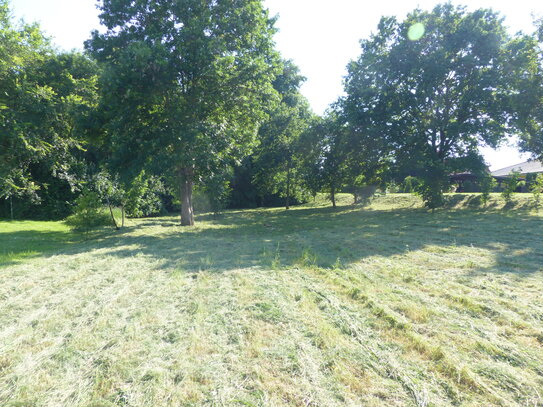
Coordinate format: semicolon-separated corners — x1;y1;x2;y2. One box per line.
10;0;542;170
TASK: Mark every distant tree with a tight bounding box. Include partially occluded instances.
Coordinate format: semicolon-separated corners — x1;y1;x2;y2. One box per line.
297;117;327;200
253;60;313;209
86;0;280;226
315;113;349;208
480;173;497;207
343;4;514;209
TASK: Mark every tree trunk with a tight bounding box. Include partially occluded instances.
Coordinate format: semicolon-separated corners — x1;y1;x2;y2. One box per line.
108;202;120;230
121;204;125;228
10;196;13;221
285;162;291;210
180;167;195;226
331;185;336;208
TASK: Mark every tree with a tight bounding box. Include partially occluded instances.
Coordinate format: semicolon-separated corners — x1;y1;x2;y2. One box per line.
311;113;348;208
342;4;513;209
297;117;326;200
480;172;497;207
501;170;522;204
86;0;280;226
507;22;543;159
0;1;99;217
253;60;313;209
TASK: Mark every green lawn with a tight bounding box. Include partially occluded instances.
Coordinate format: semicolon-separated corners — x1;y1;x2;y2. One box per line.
0;220;75;265
1;194;542;406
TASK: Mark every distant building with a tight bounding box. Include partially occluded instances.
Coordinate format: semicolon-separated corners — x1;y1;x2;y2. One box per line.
490;160;543;192
491;161;543;179
449;172;481;192
449;160;543;192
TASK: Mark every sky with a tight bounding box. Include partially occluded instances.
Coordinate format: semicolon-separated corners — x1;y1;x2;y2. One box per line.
10;0;543;170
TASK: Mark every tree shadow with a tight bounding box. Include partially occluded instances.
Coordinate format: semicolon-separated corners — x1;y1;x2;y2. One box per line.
2;204;541;277
0;229;77;267
14;203;535;278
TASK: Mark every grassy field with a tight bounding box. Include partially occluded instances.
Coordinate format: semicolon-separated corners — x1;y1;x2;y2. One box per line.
0;193;542;407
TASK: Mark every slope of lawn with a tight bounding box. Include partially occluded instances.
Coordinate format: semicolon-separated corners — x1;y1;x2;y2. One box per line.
1;193;542;407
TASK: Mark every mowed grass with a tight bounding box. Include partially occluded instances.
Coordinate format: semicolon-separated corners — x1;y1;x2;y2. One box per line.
0;220;75;265
0;193;542;407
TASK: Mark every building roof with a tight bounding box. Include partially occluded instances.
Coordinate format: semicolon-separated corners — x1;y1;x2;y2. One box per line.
450;172;479;181
491;160;543;177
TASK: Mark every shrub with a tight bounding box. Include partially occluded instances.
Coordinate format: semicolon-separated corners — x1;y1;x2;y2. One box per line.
403;176;421;193
501;170;521;204
530;173;543;209
480;173;497;207
355;185;378;205
417;181;446;209
124;171;165;218
415;168;448;210
64;190;112;232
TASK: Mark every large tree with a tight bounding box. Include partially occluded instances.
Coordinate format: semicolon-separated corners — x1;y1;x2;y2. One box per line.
343;4;513;207
86;0;280;225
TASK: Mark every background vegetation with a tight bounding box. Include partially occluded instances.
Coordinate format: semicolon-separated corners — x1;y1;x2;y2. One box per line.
1;1;543;223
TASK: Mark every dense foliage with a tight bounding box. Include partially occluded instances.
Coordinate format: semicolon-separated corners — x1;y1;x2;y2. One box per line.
0;1;99;218
252;60;314;209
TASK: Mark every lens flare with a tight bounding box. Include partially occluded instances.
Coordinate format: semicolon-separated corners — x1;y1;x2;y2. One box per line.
408;23;425;41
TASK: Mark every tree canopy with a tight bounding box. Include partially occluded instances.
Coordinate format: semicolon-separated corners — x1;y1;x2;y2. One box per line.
0;1;99;207
253;59;314;209
342;4;516;207
509;20;543;159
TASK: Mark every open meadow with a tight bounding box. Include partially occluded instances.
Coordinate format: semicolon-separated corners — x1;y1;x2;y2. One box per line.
1;194;542;407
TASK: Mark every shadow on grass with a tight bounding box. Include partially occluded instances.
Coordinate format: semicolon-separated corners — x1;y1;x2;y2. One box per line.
0;228;77;267
13;201;537;277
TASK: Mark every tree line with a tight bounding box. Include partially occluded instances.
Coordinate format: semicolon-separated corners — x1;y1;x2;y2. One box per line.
1;0;542;226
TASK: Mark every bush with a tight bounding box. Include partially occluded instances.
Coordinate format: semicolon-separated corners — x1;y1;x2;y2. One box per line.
64;190;113;232
530;173;543;209
480;173;497;207
417;181;446;209
402;176;421;193
415;168;448;210
354;185;378;205
124;171;165;218
501;170;521;204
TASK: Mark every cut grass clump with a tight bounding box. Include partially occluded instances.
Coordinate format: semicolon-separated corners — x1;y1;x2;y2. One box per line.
396;303;433;324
